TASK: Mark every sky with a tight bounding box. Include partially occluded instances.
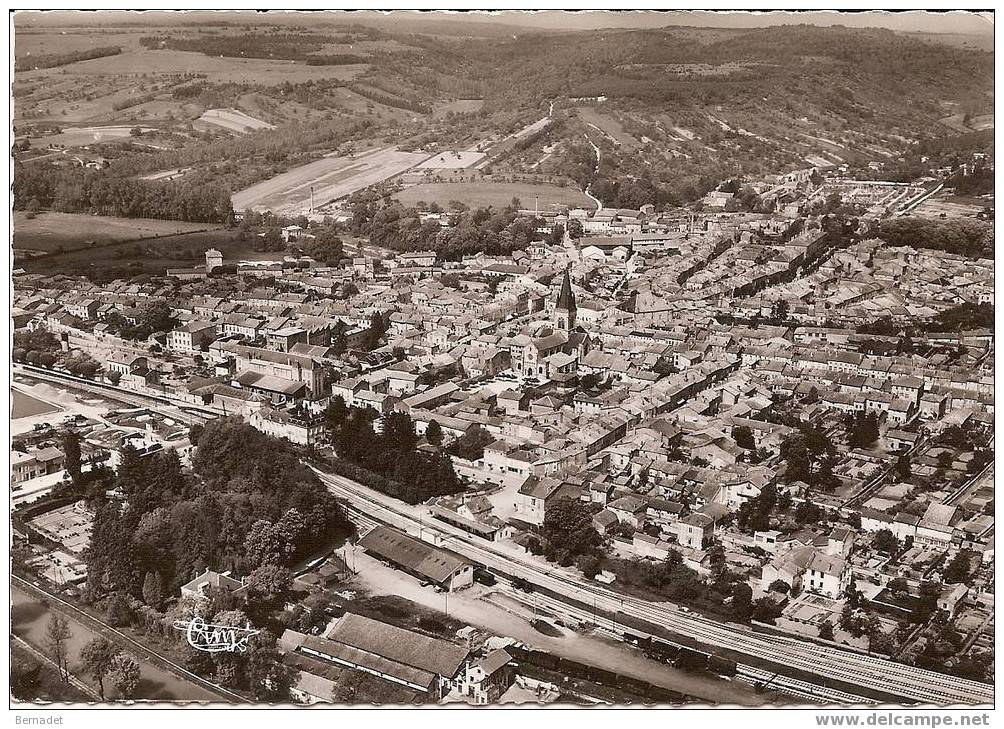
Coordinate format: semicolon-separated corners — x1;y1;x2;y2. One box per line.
17;9;994;38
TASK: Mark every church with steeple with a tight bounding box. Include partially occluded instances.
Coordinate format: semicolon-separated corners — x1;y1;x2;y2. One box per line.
554;265;577;332
508;265;593;383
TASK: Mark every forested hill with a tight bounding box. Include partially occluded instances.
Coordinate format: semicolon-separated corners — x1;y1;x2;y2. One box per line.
428;24;992;114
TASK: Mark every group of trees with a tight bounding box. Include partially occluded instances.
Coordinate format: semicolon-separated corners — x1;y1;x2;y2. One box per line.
347;193;545;260
13;164;233;224
13;326;61;362
842;410;880;449
79;637;141;700
736;482;780;532
445;425;495;461
323;403;464;504
778;422;841;491
103;299;178;341
538;497;603;566
874;217;992;259
85;419;349;602
41;616;141;700
926;303;994;332
140;32;333;62
945;162;994;197
13;326;103;378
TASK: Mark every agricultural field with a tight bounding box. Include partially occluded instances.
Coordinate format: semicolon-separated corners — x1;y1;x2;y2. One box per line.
20;49;368;85
13;211;220;258
29;124;155;148
196;108;274;134
233;146;428;215
577;107;641;149
16;226;274;279
909;194;989;220
13;41;369;128
394;180;595;211
12;26;148;60
416;150;486;170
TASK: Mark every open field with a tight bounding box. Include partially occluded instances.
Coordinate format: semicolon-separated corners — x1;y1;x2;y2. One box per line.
12;388;62;419
196;107;274;134
968;114;994;131
139;167;192;182
20;49;368;85
12;27;147;59
233;146;428;215
910;195;988;220
417;150;487;169
578;107;640;148
18;226;283;279
31;124;156;148
13;212;218;256
394;181;594;211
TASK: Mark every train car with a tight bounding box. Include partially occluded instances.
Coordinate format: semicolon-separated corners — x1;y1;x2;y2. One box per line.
708;654;738;678
622;632;652;650
474;568;497;586
646;637;679;663
674;646;710;672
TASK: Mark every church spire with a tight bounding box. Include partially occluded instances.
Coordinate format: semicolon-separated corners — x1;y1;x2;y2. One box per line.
554;264;577;331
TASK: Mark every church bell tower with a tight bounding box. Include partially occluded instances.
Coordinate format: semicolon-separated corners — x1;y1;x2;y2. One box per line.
554;265;577;332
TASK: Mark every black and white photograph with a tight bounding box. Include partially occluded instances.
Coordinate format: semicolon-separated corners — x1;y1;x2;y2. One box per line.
7;6;996;718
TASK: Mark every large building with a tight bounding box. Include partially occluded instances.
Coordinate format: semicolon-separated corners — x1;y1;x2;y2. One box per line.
358;525;474;591
279;613;470;700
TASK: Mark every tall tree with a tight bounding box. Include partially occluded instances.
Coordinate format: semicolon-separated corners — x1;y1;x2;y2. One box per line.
425;420;443;446
106;654;141;699
141;571;165;609
61;429;82;485
80;638;119;700
45;614;72;682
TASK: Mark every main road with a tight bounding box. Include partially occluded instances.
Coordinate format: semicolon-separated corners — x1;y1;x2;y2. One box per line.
315;468;993;706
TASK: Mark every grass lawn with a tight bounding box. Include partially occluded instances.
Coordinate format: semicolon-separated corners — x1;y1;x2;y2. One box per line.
13;212;219;254
18;226;274;279
394;181;594;211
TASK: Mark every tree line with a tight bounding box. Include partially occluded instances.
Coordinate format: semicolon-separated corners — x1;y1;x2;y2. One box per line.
15;45;121;72
14;164;233;223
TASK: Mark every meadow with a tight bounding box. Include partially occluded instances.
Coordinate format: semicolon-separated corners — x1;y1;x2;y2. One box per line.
13;211;219;255
16;225;278;280
394;181;594;211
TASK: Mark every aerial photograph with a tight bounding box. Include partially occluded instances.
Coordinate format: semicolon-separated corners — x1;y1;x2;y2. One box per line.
8;7;995;715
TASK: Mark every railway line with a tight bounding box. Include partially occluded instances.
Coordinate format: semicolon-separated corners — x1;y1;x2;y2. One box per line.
14;363;219;426
317;467;994;705
18;366;991;704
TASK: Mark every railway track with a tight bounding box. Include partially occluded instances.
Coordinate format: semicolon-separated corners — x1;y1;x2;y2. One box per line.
316;467;994;705
14;363;219;425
